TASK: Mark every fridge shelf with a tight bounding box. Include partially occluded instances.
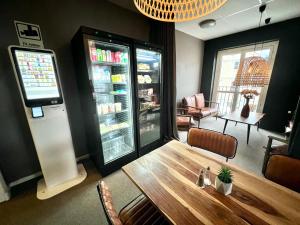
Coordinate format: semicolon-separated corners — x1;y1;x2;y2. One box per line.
92;61;127;67
137;69;158;73
138;83;159;86
98;109;128;117
103;143;133;164
100;122;130;135
112;82;127;85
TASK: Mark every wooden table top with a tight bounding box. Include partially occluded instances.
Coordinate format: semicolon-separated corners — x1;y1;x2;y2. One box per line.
221;111;265;125
122;140;300;225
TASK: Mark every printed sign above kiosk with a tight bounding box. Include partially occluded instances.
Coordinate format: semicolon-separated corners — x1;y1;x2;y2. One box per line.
9;46;63;107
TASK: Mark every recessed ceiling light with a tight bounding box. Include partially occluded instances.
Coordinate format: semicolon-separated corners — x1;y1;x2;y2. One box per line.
199;19;216;28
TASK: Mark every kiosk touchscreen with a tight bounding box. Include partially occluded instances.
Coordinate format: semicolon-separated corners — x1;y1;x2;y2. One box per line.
8;46;86;200
9;47;63;107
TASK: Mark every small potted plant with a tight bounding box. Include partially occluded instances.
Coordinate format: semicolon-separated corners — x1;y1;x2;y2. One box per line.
215;167;233;196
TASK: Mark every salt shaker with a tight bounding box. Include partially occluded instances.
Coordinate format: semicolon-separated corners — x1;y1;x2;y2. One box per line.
204;166;211;186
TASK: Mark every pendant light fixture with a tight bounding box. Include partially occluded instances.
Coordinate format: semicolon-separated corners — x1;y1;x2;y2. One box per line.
233;4;271;88
233;4;272;118
133;0;228;22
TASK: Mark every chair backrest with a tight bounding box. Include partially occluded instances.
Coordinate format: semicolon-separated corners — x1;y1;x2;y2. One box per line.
187;128;237;160
195;93;205;109
97;180;123;225
265;155;300;193
182;96;196;108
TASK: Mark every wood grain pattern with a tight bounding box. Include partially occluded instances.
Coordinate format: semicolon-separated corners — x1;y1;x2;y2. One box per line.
122;140;300;225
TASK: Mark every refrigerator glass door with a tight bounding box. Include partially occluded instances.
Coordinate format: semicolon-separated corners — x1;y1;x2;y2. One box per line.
136;48;161;147
88;40;135;164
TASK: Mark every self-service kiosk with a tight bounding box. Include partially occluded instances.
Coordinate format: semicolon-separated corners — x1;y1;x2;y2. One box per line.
8;46;86;199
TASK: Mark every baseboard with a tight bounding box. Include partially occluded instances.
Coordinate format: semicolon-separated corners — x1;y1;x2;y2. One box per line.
8;154;90;188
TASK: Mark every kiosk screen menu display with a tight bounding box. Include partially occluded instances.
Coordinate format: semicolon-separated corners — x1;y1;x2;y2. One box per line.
10;47;63;107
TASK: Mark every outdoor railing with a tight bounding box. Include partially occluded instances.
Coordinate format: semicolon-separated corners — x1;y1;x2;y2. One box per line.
215;86;260;115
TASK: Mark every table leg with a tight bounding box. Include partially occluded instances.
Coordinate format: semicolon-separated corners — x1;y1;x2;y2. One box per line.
235;121;238;126
257;121;260;131
247;124;251;144
223;119;228;134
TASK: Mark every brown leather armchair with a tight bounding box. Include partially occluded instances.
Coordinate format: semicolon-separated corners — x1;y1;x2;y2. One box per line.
265;155;300;193
262;135;289;174
182;93;219;128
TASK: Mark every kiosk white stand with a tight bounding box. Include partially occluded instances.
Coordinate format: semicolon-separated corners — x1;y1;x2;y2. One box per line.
0;171;10;202
8;46;86;200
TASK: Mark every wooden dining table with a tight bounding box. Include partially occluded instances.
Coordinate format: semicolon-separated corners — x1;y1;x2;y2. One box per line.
122;140;300;225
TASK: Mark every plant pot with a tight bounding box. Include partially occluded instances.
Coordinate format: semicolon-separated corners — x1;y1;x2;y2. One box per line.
241;98;250;118
215;176;232;196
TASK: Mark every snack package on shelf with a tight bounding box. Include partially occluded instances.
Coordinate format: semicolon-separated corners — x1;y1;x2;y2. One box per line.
148;88;153;96
111;74;126;83
137;63;150;71
115;102;122;112
108;103;115;113
138;75;145;84
144;75;152;83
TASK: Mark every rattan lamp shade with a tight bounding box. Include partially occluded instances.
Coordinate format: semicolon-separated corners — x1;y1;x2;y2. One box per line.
133;0;228;22
233;56;271;87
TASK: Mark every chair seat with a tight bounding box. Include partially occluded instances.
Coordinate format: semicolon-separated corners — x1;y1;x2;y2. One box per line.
119;194;169;225
188;108;201;117
202;107;218;115
176;116;195;127
270;144;289;155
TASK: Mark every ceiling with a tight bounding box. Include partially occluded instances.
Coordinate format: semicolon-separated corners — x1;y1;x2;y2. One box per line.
108;0;300;41
175;0;300;40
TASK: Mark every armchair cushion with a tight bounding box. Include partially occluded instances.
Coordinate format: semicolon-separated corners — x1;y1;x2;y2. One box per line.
199;109;211;117
183;96;196;114
176;116;195;127
265;155;300;193
188;108;202;117
202;107;218;115
183;96;196;108
195;93;205;108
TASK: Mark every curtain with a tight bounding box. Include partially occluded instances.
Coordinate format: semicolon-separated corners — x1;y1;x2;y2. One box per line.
288;97;300;158
149;21;178;140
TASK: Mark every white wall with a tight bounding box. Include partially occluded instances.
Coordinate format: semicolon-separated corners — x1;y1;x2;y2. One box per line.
175;30;204;104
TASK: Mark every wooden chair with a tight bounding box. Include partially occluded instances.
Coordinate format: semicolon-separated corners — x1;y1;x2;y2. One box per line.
265;155;300;193
187;128;238;161
97;180;170;225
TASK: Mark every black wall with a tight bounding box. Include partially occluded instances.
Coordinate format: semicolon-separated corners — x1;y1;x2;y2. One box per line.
0;0;150;183
201;18;300;132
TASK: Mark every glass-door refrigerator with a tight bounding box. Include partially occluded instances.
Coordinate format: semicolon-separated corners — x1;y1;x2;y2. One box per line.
72;28;137;175
134;45;163;155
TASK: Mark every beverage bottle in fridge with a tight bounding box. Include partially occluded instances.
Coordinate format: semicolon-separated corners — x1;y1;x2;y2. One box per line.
123;52;128;63
111;52;115;62
102;50;107;61
120;52;124;63
96;49;103;61
106;50;112;62
90;47;97;62
115;51;120;63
